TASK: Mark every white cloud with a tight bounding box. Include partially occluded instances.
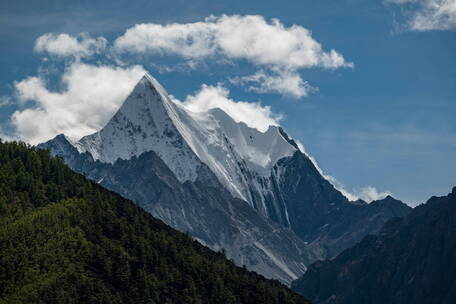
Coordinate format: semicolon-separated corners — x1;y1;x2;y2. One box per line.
11;63;280;143
0;96;12;107
35;33;107;58
28;15;352;99
12;62;145;144
114;15;352;97
174;84;282;132
0;131;16;142
230;69;313;98
114;22;216;58
295;140;392;202
6;15;352;142
4;18;384;202
352;186;392;202
325;175;392;202
114;15;352;70
323;175;359;201
387;0;456;31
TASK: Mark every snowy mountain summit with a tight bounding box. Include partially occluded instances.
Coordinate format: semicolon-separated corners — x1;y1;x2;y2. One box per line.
76;73;298;208
40;73;411;285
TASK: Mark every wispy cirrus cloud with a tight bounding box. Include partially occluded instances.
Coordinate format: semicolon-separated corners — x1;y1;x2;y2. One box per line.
386;0;456;31
230;69;315;98
0;96;12;107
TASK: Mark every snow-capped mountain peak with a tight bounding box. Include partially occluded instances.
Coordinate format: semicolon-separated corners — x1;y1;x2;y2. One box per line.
75;73;203;182
204;107;297;175
74;73;297;204
39;73;412;285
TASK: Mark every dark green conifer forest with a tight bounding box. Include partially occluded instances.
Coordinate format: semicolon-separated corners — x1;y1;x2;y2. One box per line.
0;141;309;304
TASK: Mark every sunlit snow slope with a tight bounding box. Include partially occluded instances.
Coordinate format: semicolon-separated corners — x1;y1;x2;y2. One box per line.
76;73;297;206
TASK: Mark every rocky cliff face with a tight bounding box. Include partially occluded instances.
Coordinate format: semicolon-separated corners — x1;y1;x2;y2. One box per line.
39;73;411;284
40;134;315;285
272;152;411;258
292;187;456;304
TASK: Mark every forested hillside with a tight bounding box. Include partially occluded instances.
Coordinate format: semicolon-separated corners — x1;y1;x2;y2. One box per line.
0;141;308;304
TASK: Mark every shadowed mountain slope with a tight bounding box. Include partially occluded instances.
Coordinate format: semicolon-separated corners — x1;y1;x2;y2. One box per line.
292;187;456;304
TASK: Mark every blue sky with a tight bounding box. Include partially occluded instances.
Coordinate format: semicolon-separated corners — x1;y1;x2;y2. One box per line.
0;0;455;206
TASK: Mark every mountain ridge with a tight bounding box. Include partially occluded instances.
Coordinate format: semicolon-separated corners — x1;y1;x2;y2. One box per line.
39;73;411;284
291;187;456;304
41;133;314;284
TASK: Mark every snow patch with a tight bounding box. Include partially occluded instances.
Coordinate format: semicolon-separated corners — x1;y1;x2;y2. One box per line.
72;73;298;205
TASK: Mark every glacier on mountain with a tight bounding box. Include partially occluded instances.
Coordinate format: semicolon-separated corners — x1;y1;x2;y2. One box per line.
75;73;297;207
